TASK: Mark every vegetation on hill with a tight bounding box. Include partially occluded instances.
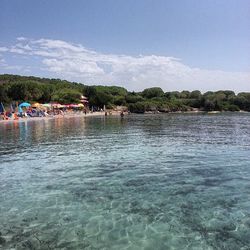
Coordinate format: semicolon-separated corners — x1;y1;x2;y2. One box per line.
0;74;250;113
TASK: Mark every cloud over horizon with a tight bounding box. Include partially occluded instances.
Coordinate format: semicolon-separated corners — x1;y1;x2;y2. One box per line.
0;38;249;92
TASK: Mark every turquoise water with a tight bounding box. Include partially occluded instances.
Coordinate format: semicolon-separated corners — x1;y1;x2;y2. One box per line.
0;114;250;249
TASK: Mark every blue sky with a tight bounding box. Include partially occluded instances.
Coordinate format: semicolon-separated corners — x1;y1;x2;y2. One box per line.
0;0;249;92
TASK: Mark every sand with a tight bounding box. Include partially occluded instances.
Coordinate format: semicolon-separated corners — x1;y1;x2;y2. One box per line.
0;111;122;124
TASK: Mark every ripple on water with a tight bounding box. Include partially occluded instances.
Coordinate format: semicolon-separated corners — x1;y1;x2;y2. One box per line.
0;113;250;249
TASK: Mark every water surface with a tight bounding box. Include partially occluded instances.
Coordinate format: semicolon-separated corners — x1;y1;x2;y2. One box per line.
0;114;250;249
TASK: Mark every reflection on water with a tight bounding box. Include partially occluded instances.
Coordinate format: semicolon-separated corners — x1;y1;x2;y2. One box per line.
0;114;250;249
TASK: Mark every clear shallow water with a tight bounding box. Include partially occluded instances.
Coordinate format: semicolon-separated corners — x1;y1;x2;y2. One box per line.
0;114;250;250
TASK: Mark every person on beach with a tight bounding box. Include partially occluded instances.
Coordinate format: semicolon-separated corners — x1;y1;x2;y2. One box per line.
13;113;19;120
3;112;9;120
0;113;5;120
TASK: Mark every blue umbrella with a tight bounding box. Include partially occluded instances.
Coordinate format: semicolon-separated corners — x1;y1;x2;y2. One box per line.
18;106;23;114
0;102;5;113
19;102;31;107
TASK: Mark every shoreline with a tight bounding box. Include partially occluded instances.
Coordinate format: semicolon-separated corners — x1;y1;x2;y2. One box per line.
1;110;249;124
0;111;122;124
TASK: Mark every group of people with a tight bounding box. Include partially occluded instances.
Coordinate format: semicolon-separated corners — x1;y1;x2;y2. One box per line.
0;112;19;121
0;108;49;120
0;107;90;121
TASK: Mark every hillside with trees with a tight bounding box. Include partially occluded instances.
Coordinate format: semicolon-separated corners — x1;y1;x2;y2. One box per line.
0;74;250;113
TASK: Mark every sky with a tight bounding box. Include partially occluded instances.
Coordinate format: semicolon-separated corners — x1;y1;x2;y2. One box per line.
0;0;249;92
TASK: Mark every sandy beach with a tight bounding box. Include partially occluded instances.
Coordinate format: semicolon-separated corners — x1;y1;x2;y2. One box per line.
0;111;123;124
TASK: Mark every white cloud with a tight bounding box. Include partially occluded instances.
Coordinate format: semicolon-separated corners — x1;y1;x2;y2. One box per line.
0;47;9;52
9;47;26;54
42;58;104;75
16;43;33;51
16;37;27;41
0;38;249;92
0;58;6;64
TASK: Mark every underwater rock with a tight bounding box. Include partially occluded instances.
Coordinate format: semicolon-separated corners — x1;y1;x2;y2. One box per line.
21;239;36;249
76;229;86;238
22;216;38;223
124;179;146;187
216;197;239;210
203;178;222;187
244;218;250;227
230;227;250;245
172;185;196;196
206;219;236;232
0;236;6;245
45;185;54;190
57;241;74;249
63;216;71;222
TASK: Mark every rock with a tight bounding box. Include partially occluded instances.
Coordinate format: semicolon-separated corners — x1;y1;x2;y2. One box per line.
206;219;236;232
0;236;6;245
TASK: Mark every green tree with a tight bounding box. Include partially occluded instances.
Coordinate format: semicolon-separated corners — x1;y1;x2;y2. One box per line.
142;87;164;99
180;91;190;99
0;84;10;103
113;95;126;105
89;91;113;107
126;93;144;103
128;102;146;113
52;88;82;104
204;99;215;111
38;84;54;103
189;90;202;99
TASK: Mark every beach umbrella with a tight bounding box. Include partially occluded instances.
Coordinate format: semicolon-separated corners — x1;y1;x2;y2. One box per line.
0;102;5;113
69;104;79;108
51;103;62;108
32;102;41;108
19;102;31;107
58;104;65;108
80;96;89;103
52;104;64;108
41;103;51;108
18;106;23;114
78;103;84;107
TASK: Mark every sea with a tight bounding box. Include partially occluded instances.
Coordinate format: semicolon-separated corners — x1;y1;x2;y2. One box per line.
0;113;250;249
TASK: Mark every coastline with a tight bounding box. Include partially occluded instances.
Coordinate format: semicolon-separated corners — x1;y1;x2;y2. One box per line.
1;110;249;124
0;111;122;124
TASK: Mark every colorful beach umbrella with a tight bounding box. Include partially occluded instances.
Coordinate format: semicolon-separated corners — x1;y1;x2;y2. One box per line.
68;104;79;108
32;102;41;108
18;106;23;113
19;102;31;107
41;103;51;108
52;103;65;108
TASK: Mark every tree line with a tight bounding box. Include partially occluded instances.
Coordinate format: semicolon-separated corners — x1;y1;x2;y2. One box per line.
1;74;250;113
